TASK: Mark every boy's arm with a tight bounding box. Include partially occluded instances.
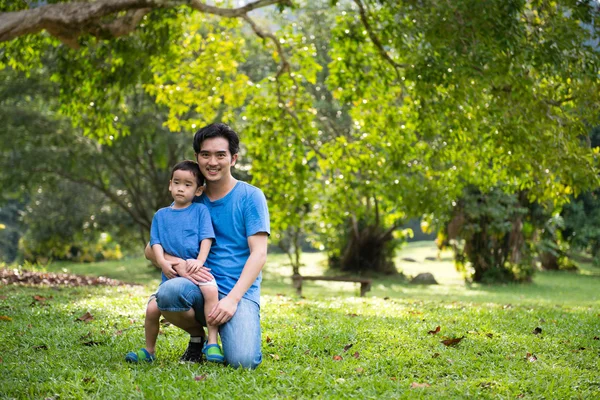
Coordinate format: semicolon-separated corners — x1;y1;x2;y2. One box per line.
186;238;212;274
152;244;178;279
206;233;267;326
145;243;187;271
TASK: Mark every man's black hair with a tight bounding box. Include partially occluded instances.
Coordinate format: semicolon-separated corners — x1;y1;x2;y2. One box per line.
171;160;204;187
193;123;240;155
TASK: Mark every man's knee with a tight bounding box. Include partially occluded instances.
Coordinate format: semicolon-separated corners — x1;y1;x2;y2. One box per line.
226;352;262;370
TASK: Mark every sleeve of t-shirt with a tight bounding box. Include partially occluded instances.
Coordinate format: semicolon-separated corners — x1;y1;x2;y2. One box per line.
149;212;161;247
244;188;270;237
197;204;216;242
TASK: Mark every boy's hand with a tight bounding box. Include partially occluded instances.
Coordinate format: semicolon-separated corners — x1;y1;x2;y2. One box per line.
185;259;203;274
160;260;178;280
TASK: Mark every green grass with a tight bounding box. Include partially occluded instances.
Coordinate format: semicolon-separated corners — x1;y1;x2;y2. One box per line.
1;242;599;399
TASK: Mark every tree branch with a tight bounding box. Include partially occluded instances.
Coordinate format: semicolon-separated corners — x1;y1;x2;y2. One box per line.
0;0;287;46
353;0;407;80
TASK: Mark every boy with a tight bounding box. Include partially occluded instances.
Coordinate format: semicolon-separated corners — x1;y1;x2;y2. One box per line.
126;160;224;363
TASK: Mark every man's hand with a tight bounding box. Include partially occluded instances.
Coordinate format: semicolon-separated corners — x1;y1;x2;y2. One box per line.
188;267;214;284
160;260;178;279
207;295;238;326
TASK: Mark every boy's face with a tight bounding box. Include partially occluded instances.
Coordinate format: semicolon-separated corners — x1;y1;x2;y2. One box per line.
169;169;203;208
195;137;237;184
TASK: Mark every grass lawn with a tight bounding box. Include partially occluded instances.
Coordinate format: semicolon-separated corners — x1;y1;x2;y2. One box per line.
1;241;599;399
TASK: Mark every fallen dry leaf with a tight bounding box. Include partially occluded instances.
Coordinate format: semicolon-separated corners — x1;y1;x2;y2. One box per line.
269;354;280;360
0;295;7;300
343;343;353;352
304;349;310;355
266;336;272;343
353;351;360;359
526;353;537;362
194;375;207;381
532;327;542;335
356;367;364;373
333;355;343;361
346;313;358;317
82;377;95;384
594;336;599;340
33;344;48;350
432;353;440;358
441;337;464;347
0;315;12;321
410;382;431;389
76;312;94;323
486;333;493;338
428;326;441;335
390;377;397;381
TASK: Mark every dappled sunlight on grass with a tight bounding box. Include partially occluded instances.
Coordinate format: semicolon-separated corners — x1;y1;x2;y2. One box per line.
1;244;599;398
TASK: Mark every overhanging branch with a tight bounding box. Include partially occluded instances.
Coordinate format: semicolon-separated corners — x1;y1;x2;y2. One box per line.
0;0;287;46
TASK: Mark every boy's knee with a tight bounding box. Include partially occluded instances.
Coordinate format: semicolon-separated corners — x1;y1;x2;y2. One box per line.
146;299;161;318
199;285;218;299
156;277;199;311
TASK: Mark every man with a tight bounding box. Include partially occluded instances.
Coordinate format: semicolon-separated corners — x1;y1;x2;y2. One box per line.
145;123;269;369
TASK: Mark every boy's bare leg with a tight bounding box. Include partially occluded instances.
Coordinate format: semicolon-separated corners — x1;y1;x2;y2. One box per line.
145;298;161;354
200;285;220;345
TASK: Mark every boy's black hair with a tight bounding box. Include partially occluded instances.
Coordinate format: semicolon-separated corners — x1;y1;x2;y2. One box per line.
193;123;240;156
171;160;204;187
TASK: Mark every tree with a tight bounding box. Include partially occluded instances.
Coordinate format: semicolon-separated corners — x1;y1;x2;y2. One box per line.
2;0;599;281
325;0;600;281
0;67;192;258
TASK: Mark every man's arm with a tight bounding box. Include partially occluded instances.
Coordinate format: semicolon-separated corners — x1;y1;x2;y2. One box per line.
146;242;214;284
206;233;268;326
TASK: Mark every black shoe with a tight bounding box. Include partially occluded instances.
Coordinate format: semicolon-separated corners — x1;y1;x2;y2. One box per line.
180;339;205;363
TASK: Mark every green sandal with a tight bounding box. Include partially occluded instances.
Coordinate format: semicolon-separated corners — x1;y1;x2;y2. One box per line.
125;348;156;363
203;344;224;363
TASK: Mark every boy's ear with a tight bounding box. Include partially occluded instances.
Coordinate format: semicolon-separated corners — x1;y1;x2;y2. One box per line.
195;185;204;196
168;180;173;191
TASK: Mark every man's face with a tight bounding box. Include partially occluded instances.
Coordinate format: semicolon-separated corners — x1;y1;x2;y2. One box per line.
196;137;237;184
169;169;202;208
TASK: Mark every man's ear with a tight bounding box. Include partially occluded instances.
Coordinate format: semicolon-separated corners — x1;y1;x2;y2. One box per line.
231;153;238;167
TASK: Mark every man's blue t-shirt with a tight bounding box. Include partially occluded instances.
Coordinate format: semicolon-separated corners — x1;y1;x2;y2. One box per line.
195;181;270;306
149;203;215;278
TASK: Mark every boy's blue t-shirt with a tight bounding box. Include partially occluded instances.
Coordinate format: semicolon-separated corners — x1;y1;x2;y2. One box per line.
149;203;215;265
195;181;270;306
